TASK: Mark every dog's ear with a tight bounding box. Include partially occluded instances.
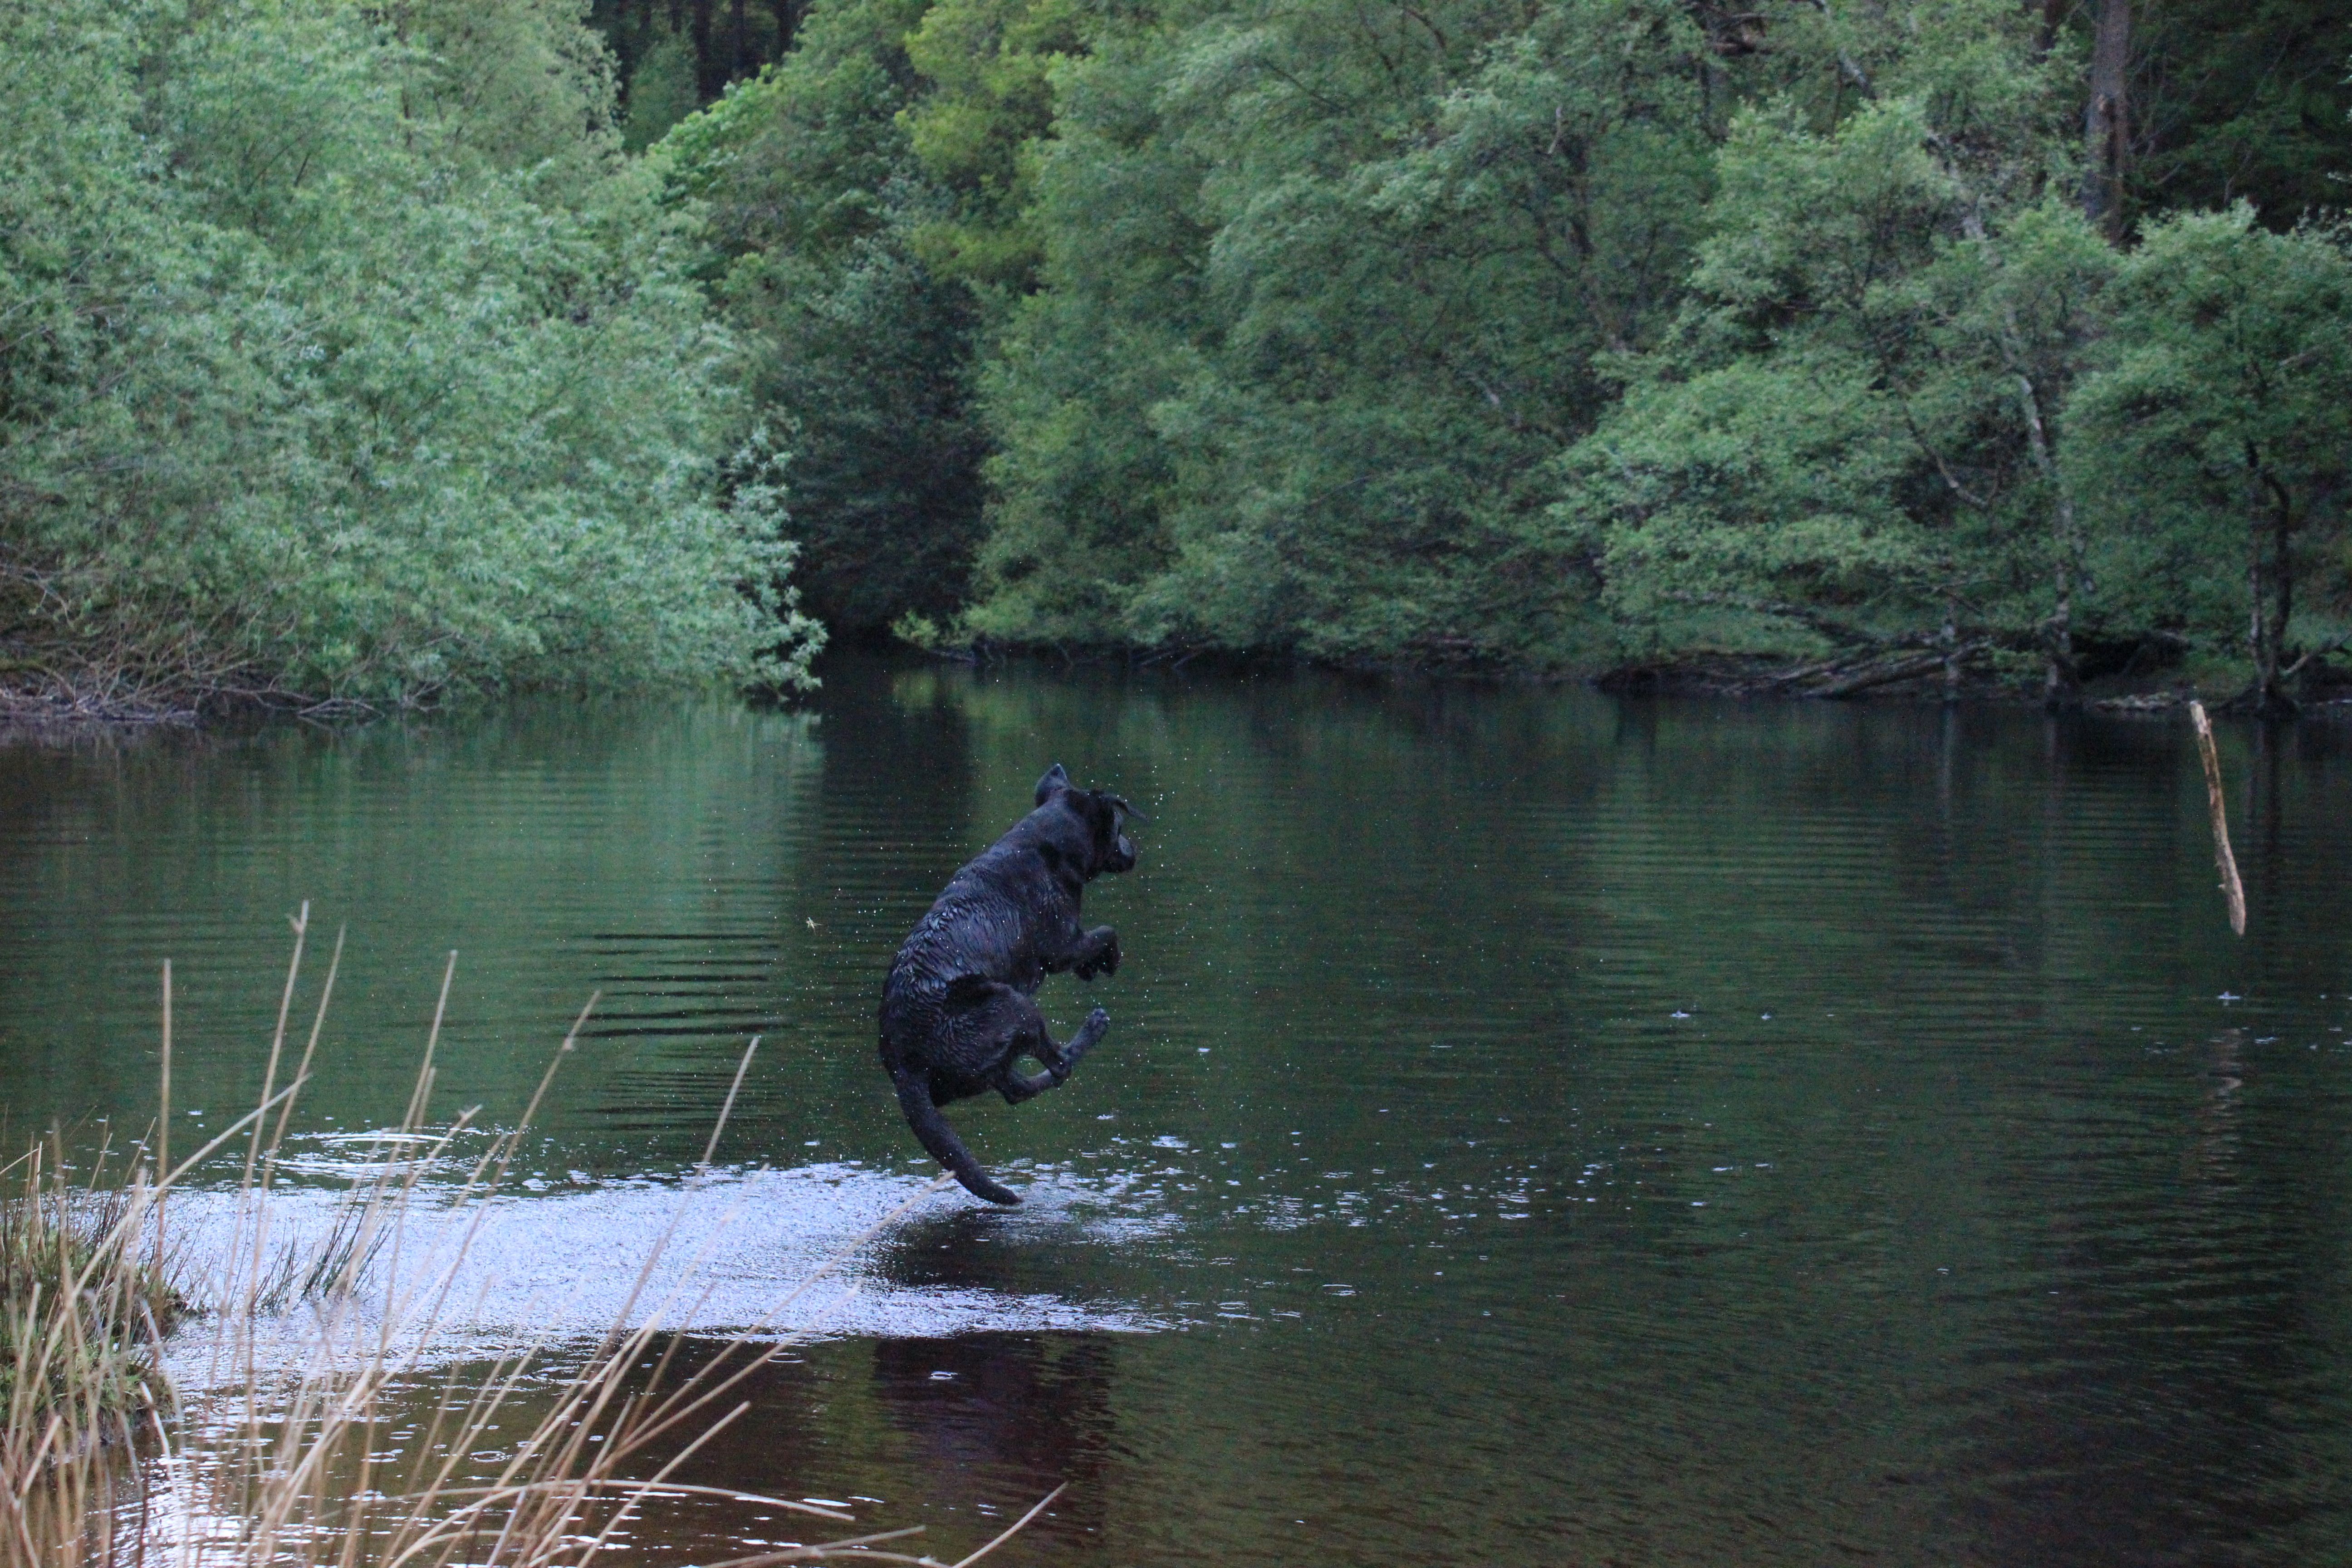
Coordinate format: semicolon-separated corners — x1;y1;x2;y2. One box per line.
1034;763;1071;805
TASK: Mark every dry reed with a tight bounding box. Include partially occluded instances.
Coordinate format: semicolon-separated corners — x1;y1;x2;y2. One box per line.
0;922;1061;1568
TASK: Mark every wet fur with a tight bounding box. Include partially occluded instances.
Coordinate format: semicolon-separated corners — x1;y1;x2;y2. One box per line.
880;764;1137;1204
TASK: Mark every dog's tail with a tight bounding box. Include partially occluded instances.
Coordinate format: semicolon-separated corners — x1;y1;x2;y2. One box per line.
892;1071;1022;1205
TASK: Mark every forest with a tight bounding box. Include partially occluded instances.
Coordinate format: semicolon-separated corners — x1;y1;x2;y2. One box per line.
4;0;2349;713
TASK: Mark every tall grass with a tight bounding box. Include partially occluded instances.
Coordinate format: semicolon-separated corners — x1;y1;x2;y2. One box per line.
0;913;1054;1567
0;1138;181;1450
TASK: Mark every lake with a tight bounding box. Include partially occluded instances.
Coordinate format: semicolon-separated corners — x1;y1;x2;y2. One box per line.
5;655;2352;1566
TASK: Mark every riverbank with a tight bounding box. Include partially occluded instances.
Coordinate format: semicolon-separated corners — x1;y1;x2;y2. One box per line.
12;642;2352;739
891;629;2352;716
1589;651;2352;712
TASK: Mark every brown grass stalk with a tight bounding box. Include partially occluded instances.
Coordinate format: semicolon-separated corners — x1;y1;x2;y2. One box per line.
0;928;1063;1568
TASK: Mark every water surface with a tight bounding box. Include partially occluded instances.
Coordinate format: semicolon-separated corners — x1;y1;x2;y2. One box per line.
5;657;2352;1565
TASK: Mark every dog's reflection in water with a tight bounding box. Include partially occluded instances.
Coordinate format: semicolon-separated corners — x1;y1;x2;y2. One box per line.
868;1209;1117;1547
871;1331;1116;1542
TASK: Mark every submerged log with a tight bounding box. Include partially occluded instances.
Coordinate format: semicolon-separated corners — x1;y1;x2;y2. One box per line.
1747;653;1862;691
1814;643;1987;700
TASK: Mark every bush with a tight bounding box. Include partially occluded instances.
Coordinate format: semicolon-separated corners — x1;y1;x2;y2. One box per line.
0;0;820;717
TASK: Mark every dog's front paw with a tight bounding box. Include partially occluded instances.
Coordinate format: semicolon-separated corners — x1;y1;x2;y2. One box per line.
1076;930;1121;980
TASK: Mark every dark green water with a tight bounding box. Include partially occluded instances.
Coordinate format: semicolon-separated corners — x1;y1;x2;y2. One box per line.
8;655;2352;1565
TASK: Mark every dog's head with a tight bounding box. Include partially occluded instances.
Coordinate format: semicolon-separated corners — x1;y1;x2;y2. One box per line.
1035;763;1140;877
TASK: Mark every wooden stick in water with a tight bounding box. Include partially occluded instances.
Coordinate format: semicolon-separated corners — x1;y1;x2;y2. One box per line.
2189;700;2247;936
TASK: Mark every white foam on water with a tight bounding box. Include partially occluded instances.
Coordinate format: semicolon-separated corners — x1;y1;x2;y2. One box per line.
157;1161;1171;1390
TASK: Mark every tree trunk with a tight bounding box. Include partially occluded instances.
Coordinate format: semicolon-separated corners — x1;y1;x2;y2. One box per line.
633;0;660;86
2272;475;2292;675
2244;446;2297;713
1960;206;2085;707
729;0;748;79
2267;467;2295;710
2014;369;2080;706
769;0;799;57
2244;496;2284;712
1941;596;1962;703
691;0;715;98
2046;552;2079;704
2247;534;2275;702
1817;646;1984;700
2081;0;2130;240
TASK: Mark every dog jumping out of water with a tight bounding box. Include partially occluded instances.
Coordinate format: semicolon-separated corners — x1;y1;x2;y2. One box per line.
880;764;1139;1204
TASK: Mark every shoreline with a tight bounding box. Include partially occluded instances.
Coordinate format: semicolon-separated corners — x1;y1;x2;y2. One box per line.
893;637;2352;716
7;642;2348;736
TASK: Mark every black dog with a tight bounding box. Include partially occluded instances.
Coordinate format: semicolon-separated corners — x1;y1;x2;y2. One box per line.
880;764;1138;1204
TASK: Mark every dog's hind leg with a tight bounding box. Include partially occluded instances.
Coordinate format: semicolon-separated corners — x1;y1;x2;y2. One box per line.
892;1069;1022;1205
996;1003;1063;1105
998;1068;1054;1105
998;1005;1112;1105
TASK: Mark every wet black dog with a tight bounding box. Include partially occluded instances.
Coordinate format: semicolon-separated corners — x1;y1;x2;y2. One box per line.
880;764;1139;1204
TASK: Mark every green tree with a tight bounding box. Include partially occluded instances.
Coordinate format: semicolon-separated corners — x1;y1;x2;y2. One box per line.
2127;0;2352;230
598;0;2352;691
590;0;812;117
0;0;818;713
380;0;626;198
625;30;704;150
962;27;1203;652
897;0;1086;291
1558;0;2115;698
662;0;990;632
969;0;1722;667
2065;209;2352;710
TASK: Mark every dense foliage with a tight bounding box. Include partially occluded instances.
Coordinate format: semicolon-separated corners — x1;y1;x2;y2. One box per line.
648;0;2350;704
1561;17;2118;694
8;0;2345;713
0;0;819;714
659;0;990;632
2068;210;2352;707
